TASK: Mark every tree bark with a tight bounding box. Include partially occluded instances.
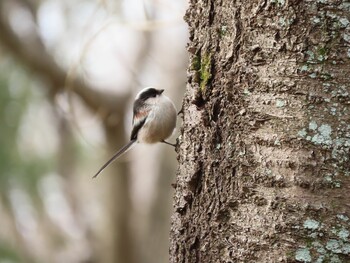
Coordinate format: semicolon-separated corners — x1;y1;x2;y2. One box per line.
171;0;350;262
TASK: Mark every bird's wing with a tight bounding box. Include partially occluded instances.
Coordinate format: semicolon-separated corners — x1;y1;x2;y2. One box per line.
131;99;150;140
130;117;146;140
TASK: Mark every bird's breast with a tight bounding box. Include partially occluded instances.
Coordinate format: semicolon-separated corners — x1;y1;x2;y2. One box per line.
137;97;176;144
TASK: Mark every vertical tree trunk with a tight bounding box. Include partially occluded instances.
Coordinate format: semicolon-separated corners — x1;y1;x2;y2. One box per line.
103;119;137;263
171;0;350;262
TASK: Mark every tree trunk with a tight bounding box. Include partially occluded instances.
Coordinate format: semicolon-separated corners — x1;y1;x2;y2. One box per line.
170;0;350;262
103;118;137;263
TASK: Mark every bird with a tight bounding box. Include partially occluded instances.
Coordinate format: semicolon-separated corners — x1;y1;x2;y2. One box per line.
93;87;177;178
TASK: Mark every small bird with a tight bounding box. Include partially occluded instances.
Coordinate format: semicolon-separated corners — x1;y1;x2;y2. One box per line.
93;87;177;178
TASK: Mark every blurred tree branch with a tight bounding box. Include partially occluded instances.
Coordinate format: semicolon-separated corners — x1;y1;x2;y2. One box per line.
0;0;130;115
17;0;39;19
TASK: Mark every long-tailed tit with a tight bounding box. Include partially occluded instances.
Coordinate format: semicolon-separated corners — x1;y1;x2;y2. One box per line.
93;87;177;178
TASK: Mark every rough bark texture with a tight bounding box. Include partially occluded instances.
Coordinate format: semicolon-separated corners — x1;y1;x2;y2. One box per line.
171;0;350;262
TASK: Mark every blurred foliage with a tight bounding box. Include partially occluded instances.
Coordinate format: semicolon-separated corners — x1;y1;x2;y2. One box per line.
0;56;53;194
0;243;23;263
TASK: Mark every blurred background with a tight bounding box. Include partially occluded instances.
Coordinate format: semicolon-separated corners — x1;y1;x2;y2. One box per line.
0;0;187;262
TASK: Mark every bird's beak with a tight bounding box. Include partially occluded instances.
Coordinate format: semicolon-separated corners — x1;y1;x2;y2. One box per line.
158;89;164;94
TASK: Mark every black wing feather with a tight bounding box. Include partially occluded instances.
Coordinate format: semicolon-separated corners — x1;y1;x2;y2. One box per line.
130;118;146;140
131;98;148;140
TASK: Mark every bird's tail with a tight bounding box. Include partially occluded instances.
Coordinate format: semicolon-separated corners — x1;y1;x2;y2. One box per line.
93;140;136;178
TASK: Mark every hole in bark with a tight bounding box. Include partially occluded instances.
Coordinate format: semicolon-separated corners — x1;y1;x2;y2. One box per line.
192;92;205;108
188;165;203;193
212;128;222;148
216;209;230;223
228;200;239;210
176;205;187;215
211;99;221;122
189;236;199;251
